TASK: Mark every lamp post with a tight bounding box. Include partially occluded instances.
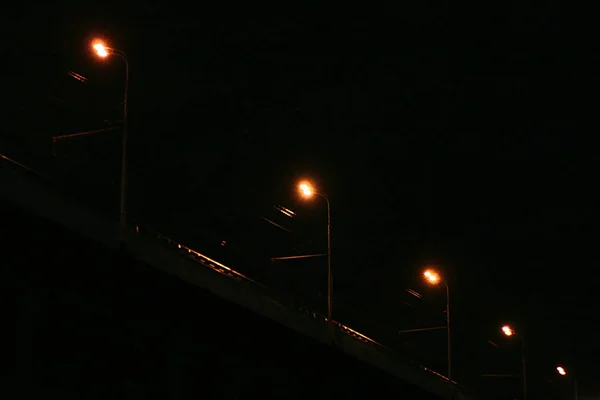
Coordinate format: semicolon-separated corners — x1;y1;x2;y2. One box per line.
501;324;527;400
556;366;579;400
298;181;332;338
423;269;452;381
92;41;129;246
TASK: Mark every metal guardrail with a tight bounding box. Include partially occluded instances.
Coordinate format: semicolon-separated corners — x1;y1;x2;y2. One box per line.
0;152;43;177
2;143;476;398
131;222;463;390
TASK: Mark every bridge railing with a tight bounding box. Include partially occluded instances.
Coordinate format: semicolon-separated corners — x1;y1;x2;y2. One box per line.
131;221;331;321
2;140;477;398
131;221;467;392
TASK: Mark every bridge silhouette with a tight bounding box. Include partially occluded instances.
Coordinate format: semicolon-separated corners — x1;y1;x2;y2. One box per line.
1;135;475;399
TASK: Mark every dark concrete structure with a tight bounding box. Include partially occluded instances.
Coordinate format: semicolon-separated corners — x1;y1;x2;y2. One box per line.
1;148;474;398
3;198;447;399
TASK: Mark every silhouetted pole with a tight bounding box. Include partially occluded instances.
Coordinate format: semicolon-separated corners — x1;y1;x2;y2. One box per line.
119;51;129;246
521;335;527;400
501;324;528;400
325;194;332;338
423;269;452;380
298;182;334;342
92;42;129;246
444;280;451;381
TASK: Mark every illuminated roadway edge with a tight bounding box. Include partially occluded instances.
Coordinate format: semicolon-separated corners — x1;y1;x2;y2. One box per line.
0;152;474;400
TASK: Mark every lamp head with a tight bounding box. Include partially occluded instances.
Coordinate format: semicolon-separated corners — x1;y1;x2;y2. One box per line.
92;41;109;58
299;182;314;197
501;325;514;337
423;269;441;285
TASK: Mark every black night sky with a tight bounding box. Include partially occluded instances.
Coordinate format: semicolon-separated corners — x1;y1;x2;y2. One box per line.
4;1;599;396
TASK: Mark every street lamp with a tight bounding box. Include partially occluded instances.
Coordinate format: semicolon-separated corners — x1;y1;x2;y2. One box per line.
501;324;527;400
92;40;130;246
423;268;452;381
556;365;579;400
502;325;514;337
298;181;333;337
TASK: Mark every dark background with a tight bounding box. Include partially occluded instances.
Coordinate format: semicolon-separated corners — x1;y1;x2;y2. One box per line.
4;1;598;397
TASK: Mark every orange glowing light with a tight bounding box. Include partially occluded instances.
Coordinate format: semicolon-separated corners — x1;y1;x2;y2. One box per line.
93;42;108;57
501;325;514;337
299;182;314;197
556;366;566;376
423;269;441;284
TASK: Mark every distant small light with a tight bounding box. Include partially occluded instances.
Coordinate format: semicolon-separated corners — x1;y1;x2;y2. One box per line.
221;240;227;246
